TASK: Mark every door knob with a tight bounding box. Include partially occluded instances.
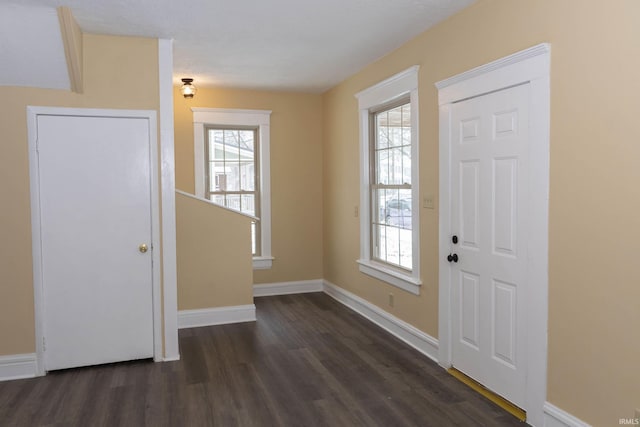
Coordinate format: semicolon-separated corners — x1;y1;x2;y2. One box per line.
139;244;148;253
447;253;458;263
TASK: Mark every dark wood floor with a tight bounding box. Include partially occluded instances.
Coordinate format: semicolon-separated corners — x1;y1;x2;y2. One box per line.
0;293;526;426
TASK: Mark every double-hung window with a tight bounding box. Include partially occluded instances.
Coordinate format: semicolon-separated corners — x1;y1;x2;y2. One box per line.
356;66;421;294
205;126;260;255
371;101;412;269
192;108;273;269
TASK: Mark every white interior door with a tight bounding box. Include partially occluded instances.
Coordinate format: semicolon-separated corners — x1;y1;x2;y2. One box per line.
449;83;530;407
37;114;155;371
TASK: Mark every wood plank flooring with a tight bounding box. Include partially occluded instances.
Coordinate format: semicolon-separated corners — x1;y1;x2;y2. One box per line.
0;293;526;426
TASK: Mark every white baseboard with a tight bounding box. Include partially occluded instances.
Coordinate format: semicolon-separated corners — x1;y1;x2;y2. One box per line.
322;280;439;363
543;402;591;427
0;353;38;382
178;304;256;329
253;279;324;297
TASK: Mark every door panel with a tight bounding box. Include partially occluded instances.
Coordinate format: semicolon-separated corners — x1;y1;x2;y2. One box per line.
460;161;480;249
38;115;154;371
493;279;517;367
493;158;517;256
460;271;480;349
450;84;529;407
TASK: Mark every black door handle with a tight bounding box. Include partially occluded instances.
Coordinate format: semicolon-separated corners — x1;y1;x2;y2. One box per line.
447;253;458;263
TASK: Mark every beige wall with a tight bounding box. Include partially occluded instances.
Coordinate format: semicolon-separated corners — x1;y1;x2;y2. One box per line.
174;87;323;285
2;2;638;424
0;34;159;356
322;0;640;425
176;193;253;309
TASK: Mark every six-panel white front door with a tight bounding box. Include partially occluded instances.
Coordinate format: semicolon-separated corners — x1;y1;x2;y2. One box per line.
449;83;530;407
37;114;155;371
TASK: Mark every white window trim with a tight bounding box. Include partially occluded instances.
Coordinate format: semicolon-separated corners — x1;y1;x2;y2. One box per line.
355;66;421;295
192;108;273;270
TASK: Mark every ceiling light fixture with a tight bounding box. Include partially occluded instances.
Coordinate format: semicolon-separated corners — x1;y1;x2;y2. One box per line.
181;78;197;99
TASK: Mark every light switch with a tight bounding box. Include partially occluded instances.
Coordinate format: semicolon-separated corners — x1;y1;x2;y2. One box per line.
423;195;435;209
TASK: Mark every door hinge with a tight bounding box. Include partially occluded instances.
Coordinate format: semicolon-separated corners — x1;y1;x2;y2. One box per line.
42;337;46;351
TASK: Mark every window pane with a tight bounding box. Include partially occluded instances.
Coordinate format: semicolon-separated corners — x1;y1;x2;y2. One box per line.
221;194;238;211
210;162;224;191
402;145;411;185
211;194;225;206
377;113;390;149
238;130;255;150
241;194;255;217
240;162;255;191
224;130;239;147
373;188;387;224
388;147;406;185
401;104;411;146
381;225;400;266
209;130;223;160
374;223;412;270
224;164;240;191
399;227;412;269
377;104;409;148
388;126;403;148
375;149;389;185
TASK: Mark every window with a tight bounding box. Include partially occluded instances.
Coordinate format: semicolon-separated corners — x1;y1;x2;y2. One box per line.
371;101;412;269
192;108;273;269
355;66;421;294
205;126;260;255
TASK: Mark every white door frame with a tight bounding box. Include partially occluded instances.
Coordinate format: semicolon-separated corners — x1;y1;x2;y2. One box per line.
436;44;550;426
158;38;180;361
27;107;163;374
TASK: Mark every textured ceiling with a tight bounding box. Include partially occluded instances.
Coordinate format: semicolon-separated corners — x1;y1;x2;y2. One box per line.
0;0;475;93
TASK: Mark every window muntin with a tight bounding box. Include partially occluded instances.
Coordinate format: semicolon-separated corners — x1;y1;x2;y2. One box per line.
370;101;412;270
205;126;260;255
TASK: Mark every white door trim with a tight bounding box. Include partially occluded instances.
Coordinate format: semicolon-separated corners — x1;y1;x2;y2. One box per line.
436;43;550;427
27;107;162;374
158;39;180;361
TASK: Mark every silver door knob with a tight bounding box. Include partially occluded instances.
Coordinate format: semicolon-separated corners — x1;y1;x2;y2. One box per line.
139;244;148;253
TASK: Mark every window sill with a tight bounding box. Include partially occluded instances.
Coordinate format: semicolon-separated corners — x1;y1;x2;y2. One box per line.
357;259;421;295
253;256;274;270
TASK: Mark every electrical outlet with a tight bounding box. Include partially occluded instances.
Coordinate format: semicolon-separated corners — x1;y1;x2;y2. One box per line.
423;194;435;209
388;293;394;307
